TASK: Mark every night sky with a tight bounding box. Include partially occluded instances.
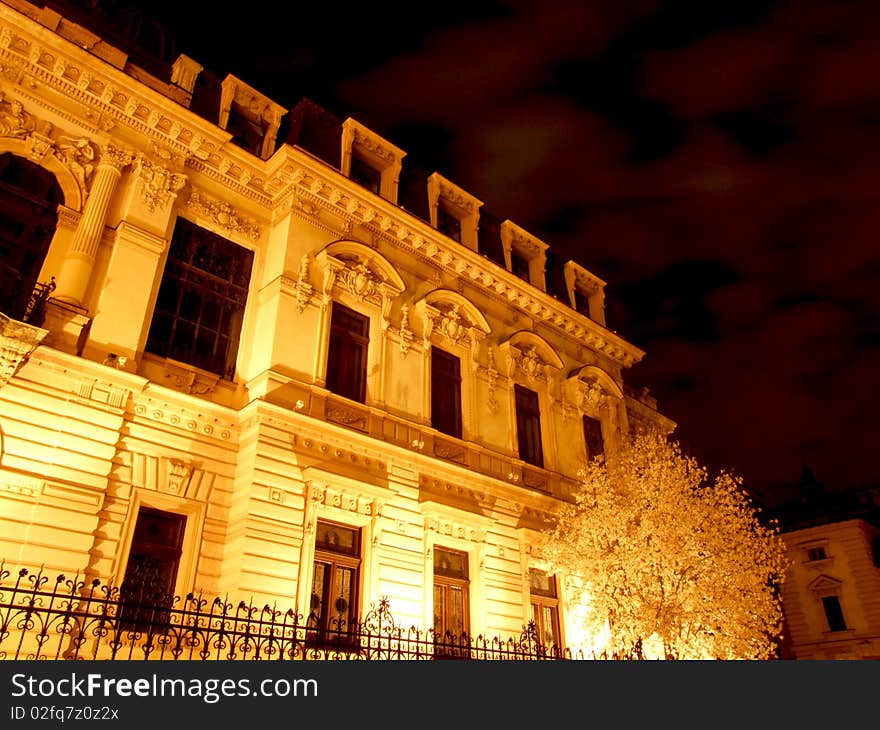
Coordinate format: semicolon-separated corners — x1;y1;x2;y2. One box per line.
134;0;879;503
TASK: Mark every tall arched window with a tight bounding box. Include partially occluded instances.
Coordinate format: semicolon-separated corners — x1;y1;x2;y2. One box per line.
0;153;62;321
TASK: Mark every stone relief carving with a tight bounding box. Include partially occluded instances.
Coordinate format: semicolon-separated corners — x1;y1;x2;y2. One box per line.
485;348;500;414
398;302;414;357
186;190;260;242
135;154;186;212
295;254;313;313
340;260;379;302
0;312;48;388
55;136;96;192
0;93;34;138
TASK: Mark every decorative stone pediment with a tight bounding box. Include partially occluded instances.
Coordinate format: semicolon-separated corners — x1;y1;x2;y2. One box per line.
413;290;490;358
498;331;563;385
808;575;843;597
314;240;405;322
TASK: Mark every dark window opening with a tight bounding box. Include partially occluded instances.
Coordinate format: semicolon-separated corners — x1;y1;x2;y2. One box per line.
0;153;62;321
431;347;462;439
807;547;827;562
226;104;265;157
146;218;253;379
349;155;381;194
437;205;461;242
510;250;531;283
821;595;847;632
529;570;561;654
583;415;605;462
119;507;186;633
433;547;469;658
309;520;361;646
515;384;544;468
325;302;369;403
574;288;592;318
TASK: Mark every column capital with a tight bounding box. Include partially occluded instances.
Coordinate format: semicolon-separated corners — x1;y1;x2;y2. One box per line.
98;143;134;172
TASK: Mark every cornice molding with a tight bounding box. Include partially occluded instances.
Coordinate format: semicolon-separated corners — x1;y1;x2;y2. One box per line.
264;152;644;368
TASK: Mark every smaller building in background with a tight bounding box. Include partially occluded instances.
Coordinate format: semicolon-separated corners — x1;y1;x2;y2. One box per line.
772;472;880;659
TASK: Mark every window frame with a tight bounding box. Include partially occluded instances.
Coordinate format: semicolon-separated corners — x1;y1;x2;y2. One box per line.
430;346;463;439
515;383;544;468
145;217;254;381
308;519;362;645
529;569;562;655
433;546;471;657
582;414;605;463
325;300;370;404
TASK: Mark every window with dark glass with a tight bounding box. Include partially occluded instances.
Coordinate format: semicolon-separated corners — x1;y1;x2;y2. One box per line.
529;569;561;653
146;218;253;380
431;347;462;439
325;302;369;403
807;547;827;562
510;250;531;283
821;595;847;632
0;153;62;322
574;288;592;318
583;415;604;462
437;205;461;242
515;384;544;468
119;507;186;632
433;547;469;656
349;154;381;194
309;520;361;642
226;103;265;157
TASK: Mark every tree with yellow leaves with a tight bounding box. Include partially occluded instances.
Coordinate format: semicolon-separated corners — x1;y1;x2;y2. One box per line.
540;431;788;659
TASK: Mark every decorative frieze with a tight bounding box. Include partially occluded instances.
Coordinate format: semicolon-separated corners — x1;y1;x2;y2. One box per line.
185;189;260;243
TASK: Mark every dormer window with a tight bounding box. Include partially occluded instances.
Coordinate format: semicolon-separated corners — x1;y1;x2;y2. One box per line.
349;154;382;195
427;173;482;251
510;250;530;283
219;75;285;160
500;221;548;291
436;204;462;243
341;118;406;204
564;260;607;326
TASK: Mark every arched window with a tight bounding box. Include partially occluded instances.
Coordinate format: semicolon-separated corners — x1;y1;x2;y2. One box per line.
0;153;62;321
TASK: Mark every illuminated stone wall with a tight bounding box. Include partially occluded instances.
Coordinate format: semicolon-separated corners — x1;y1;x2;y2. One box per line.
781;519;880;659
0;0;672;652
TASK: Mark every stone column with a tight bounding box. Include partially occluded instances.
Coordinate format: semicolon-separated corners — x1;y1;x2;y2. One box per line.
54;145;133;306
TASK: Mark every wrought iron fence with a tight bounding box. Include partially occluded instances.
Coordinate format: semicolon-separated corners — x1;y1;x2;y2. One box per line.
0;562;621;661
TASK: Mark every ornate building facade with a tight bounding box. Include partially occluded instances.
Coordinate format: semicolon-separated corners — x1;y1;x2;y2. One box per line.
0;0;672;654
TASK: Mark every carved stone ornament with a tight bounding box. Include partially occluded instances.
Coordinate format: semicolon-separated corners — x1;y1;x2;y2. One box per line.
186;190;260;242
341;260;378;302
0;312;48;388
54;136;96;193
0;93;34;138
295;254;313;313
579;379;607;411
398;302;414;357
486;348;499;414
136;155;187;212
163;360;218;396
99;143;134;171
518;346;545;382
